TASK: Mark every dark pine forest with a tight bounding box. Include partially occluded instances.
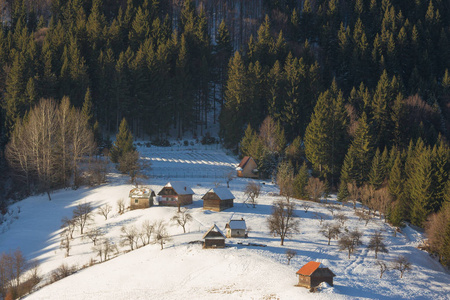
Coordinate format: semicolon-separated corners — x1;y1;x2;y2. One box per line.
0;0;449;265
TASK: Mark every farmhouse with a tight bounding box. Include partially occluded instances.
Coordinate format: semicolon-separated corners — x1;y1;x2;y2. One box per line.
157;181;194;207
236;156;258;178
129;187;155;210
296;261;335;289
225;218;247;238
202;224;226;249
202;187;235;212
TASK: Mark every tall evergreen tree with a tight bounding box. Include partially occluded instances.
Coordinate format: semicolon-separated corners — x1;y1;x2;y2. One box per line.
110;118;135;164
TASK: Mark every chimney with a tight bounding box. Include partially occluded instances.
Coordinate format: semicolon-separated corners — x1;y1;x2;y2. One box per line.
241;217;244;220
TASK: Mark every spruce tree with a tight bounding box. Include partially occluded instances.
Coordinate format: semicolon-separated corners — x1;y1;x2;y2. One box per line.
110;118;135;164
294;161;309;199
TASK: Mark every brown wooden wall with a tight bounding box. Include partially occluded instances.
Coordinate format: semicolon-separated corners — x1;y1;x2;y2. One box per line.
203;199;233;212
130;198;153;210
203;239;225;249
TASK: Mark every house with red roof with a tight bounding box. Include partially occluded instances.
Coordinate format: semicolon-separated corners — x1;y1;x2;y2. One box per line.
296;261;335;289
236;156;258;178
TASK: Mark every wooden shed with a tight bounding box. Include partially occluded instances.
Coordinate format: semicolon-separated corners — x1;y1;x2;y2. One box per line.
202;187;235;212
225;218;247;238
202;224;226;249
296;261;335;289
157;182;194;207
129;187;155;210
236;156;258;178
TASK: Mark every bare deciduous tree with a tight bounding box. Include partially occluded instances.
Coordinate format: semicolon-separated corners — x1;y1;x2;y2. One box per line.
277;161;294;203
368;231;388;259
373;188;392;220
320;222;341;245
338;234;354;259
93;238;118;262
301;202;312;213
84;227;104;246
117;198;126;215
376;260;388;278
347;181;360;209
334;212;348;226
305;177;325;202
120;225;138;251
349;229;363;252
393;255;412;278
154;221;172;250
267;200;299;246
72;202;94;234
97;204;112;220
244;181;261;208
225;171;234;188
286;249;296;265
61;217;76;239
326;204;341;215
171;208;193;233
60;229;71;257
314;212;325;225
360;184;375;214
140;220;155;246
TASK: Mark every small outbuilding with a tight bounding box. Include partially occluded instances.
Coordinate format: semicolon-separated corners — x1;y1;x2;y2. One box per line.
202;187;235;212
157;181;194;207
236;156;258;178
202;224;226;249
129;187;155;209
225;218;247;238
296;261;335;289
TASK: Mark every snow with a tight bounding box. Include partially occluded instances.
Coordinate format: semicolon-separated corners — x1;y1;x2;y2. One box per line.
202;224;225;239
205;187;235;200
164;181;195;195
227;219;246;230
0;144;449;300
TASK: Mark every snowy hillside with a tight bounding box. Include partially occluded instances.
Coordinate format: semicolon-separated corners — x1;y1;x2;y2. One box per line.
0;144;449;300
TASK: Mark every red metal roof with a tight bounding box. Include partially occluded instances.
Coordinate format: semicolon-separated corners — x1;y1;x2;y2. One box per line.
238;156;251;168
296;261;321;276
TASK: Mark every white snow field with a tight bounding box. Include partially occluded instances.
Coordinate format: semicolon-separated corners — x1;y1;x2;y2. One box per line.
0;144;449;300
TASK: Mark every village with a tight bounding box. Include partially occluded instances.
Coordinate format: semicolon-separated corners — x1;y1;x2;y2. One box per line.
0;144;448;299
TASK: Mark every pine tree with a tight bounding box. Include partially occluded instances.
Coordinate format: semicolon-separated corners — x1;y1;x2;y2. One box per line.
110;118;135;164
369;148;387;188
294;162;309;199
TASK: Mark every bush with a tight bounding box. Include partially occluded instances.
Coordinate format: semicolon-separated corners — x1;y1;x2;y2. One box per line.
201;132;216;145
50;264;77;283
151;138;171;147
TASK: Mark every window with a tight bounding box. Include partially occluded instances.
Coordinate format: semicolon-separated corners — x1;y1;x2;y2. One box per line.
135;199;139;204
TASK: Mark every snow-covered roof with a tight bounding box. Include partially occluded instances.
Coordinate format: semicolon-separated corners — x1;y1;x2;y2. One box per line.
203;187;235;200
129;187;154;198
164;182;194;195
202;224;225;239
227;219;246;230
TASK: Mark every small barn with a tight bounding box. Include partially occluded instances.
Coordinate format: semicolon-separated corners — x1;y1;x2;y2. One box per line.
296;261;335;289
202;187;235;212
236;156;258;178
157;182;194;207
225;218;247;238
202;224;226;249
129;187;155;210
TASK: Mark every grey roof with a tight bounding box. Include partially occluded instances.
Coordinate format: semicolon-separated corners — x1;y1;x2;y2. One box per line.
203;187;235;200
164;181;194;195
227;219;247;230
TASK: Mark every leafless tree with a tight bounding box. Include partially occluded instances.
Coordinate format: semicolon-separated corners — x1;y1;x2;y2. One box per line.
72;202;94;234
154;221;172;250
117;198;126;215
61;217;76;239
84;227;104;246
120;225;138;251
244;181;261;208
334;213;348;226
376;260;388;278
393;255;412;278
277;161;294;203
140;220;155;246
0;252;14;298
338;234;354;259
301;202;312;213
326;204;341;215
259;116;285;153
373;188;392;220
305;177;325;202
225;171;234;188
97;204;112;220
286;249;296;265
60;229;71;257
320;222;341;245
355;209;372;226
360;184;375;214
171;208;193;233
347;181;361;209
87;158;108;186
313;212;325;225
349;228;364;252
368;231;388;259
267;200;299;246
93;238;118;262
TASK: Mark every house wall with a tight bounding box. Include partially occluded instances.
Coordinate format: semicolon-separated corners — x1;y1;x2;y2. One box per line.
130;197;153;210
242;159;258;178
203;239;225;248
297;275;312;288
158;195;178;206
203;198;233;212
310;276;333;288
230;228;245;237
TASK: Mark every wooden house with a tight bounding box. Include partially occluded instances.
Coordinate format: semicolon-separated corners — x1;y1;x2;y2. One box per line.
202;224;226;249
296;261;335;289
157;182;194;207
225;218;247;238
129;187;155;210
202;187;235;212
236;156;258;178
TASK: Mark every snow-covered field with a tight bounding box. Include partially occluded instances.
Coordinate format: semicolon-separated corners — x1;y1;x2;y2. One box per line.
0;144;449;300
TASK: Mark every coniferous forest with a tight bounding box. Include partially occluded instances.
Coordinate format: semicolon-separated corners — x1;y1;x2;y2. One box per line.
0;1;449;265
